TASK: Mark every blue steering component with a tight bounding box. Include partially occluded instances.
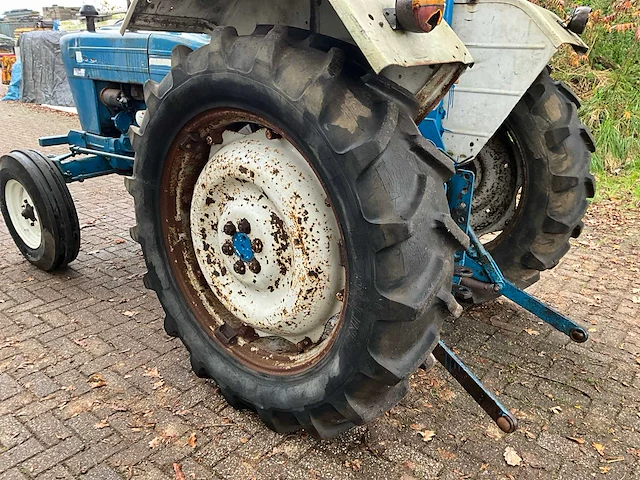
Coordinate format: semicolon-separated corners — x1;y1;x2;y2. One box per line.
233;232;254;262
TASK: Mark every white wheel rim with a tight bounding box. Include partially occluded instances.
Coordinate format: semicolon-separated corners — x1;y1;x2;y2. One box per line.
190;129;345;343
5;179;42;250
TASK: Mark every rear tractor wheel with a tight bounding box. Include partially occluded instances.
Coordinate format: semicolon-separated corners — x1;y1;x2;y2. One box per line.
468;68;595;301
127;27;465;438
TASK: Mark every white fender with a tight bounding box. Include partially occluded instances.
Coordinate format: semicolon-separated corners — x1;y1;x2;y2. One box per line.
441;0;588;161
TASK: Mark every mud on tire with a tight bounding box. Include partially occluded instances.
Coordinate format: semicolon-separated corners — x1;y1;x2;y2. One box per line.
127;26;465;438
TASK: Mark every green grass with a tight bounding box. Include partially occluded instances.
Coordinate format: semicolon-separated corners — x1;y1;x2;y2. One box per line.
537;0;640;205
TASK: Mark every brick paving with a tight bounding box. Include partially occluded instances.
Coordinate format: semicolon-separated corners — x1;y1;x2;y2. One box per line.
0;92;639;479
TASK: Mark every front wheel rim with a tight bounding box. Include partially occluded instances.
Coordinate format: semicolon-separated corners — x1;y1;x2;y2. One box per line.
5;179;42;250
160;109;347;374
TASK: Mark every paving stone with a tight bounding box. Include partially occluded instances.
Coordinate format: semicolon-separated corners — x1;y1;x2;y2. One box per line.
26;412;73;447
20;435;85;476
0;437;45;473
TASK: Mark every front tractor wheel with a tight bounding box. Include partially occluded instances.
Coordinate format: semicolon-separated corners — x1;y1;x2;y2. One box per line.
0;150;80;271
128;27;464;438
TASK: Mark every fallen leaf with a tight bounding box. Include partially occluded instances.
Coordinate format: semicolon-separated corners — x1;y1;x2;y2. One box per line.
504;446;522;466
149;436;163;448
114;238;126;245
600;466;611;474
550;406;563;414
409;423;426;431
152;380;165;390
524;328;540;336
173;463;187;480
417;430;436;442
143;367;161;378
88;373;107;389
187;432;197;448
593;442;606;456
94;418;109;429
240;437;249;444
636;358;640;366
566;436;585;445
486;423;503;440
437;448;456;460
123;311;138;317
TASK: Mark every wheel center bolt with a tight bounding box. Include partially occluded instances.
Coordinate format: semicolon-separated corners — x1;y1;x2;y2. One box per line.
222;240;234;256
247;258;261;274
237;218;251;234
234;260;246;275
251;238;263;253
223;221;236;236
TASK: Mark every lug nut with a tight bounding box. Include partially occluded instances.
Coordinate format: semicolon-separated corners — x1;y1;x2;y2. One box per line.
221;240;234;256
247;258;261;274
251;238;263;253
237;218;251;234
233;260;246;275
223;221;236;236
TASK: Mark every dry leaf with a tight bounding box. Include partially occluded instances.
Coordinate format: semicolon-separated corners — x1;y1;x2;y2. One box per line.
550;406;563;414
437;448;456;460
152;380;165;390
524;328;540;336
123;311;138;317
409;423;425;431
418;430;436;442
88;373;107;389
566;436;585;445
173;463;187;480
240;437;249;444
94;418;109;429
143;367;161;378
504;446;522;466
114;239;126;245
600;466;611;474
593;442;606;456
149;436;163;448
187;432;197;448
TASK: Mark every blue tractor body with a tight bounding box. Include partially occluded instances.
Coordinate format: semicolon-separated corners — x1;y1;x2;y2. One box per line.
40;29;208;181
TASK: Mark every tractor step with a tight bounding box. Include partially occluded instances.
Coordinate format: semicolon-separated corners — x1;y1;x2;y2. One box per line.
433;340;518;433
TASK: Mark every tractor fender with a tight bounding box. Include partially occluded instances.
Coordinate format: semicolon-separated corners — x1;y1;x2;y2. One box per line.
120;0;472;115
440;0;588;161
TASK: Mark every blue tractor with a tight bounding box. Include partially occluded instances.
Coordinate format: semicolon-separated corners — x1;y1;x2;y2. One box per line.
0;1;594;438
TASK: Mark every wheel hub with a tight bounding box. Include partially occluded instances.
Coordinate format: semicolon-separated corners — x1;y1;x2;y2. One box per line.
190;129;345;343
5;179;41;249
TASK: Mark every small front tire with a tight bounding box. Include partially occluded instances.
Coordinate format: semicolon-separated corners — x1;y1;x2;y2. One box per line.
0;150;80;271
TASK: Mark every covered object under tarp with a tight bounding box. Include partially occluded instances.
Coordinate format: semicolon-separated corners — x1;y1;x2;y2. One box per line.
20;30;74;107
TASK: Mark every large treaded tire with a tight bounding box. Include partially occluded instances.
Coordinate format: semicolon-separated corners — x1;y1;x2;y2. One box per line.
127;27;465;438
0;150;80;271
476;68;595;293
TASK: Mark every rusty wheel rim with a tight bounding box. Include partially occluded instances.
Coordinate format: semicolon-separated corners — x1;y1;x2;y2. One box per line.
159;108;347;374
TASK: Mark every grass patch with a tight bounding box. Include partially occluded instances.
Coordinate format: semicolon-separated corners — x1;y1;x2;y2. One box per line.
536;0;640;204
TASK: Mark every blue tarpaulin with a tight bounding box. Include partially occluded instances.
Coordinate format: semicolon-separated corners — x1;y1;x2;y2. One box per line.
2;60;21;101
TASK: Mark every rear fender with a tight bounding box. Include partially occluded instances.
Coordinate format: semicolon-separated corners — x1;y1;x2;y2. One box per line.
121;0;472;115
440;0;587;161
